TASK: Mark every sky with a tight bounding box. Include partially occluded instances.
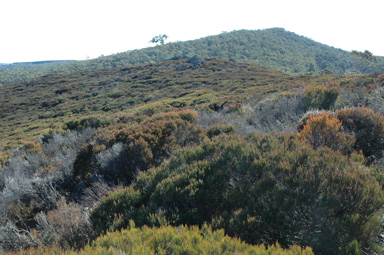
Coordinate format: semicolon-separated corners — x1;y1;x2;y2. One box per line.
1;0;383;63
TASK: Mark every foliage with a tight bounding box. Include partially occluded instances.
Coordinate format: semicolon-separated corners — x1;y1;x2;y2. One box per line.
207;124;236;138
9;224;313;255
351;50;379;73
90;134;383;255
297;112;355;154
0;57;299;147
302;82;339;110
73;111;205;185
150;34;168;46
0;129;96;252
2;53;382;148
2;28;383;86
1;33;384;255
298;107;384;163
64;116;111;131
34;197;91;250
242;90;305;133
336;107;384;163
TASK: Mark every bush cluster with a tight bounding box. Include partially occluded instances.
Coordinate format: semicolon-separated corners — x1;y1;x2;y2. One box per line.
298;107;384;164
0;129;96;253
297;112;355;154
90;134;383;255
207;124;236;138
3;103;384;255
337;107;384;162
10;224;313;255
73;111;205;185
34;197;91;250
302;82;339;111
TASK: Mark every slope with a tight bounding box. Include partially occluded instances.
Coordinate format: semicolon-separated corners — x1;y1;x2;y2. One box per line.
0;57;320;147
1;28;383;85
0;60;75;72
1;57;384;255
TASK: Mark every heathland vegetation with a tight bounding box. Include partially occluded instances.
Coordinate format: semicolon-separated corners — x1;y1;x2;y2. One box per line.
1;28;383;86
1;29;384;255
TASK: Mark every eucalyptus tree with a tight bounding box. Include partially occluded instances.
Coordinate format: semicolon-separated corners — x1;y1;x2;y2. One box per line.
150;34;168;64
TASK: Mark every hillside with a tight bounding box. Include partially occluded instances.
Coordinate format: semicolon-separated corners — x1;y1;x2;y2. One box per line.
1;28;383;85
1;56;383;147
1;56;384;254
0;57;302;147
0;60;75;72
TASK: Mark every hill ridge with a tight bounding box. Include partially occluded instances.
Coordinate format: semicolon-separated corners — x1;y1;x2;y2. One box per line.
0;28;383;86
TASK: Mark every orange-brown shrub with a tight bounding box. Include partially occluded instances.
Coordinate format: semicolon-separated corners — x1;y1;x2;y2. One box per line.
297;112;355;154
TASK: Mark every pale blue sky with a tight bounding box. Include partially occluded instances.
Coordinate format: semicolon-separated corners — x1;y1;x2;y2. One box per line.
1;0;383;63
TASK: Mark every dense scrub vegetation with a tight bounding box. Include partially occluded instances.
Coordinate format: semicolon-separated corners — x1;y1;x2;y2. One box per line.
10;224;313;255
2;57;384;148
2;55;384;254
1;28;383;85
298;107;384;163
0;57;304;147
90;134;383;255
2;105;384;254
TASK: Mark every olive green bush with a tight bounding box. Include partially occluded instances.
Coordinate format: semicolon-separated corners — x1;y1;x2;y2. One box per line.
10;224;313;255
336;107;384;163
207;124;236;138
90;134;383;255
302;83;339;110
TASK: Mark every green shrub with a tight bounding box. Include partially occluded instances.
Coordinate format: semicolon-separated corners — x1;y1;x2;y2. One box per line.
73;143;100;184
302;83;339;110
9;224;314;255
90;134;383;255
336;107;384;163
65;116;111;130
207;124;236;138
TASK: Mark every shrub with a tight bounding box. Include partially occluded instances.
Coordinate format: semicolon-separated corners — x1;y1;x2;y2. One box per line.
9;224;314;255
21;141;42;153
336;107;384;162
242;91;305;133
0;129;95;252
297;112;355;154
73;111;205;186
64;116;111;131
176;110;198;122
302;82;339;110
35;197;91;250
73;143;100;184
0;221;40;252
0;152;61;252
90;134;383;255
207;124;236;138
